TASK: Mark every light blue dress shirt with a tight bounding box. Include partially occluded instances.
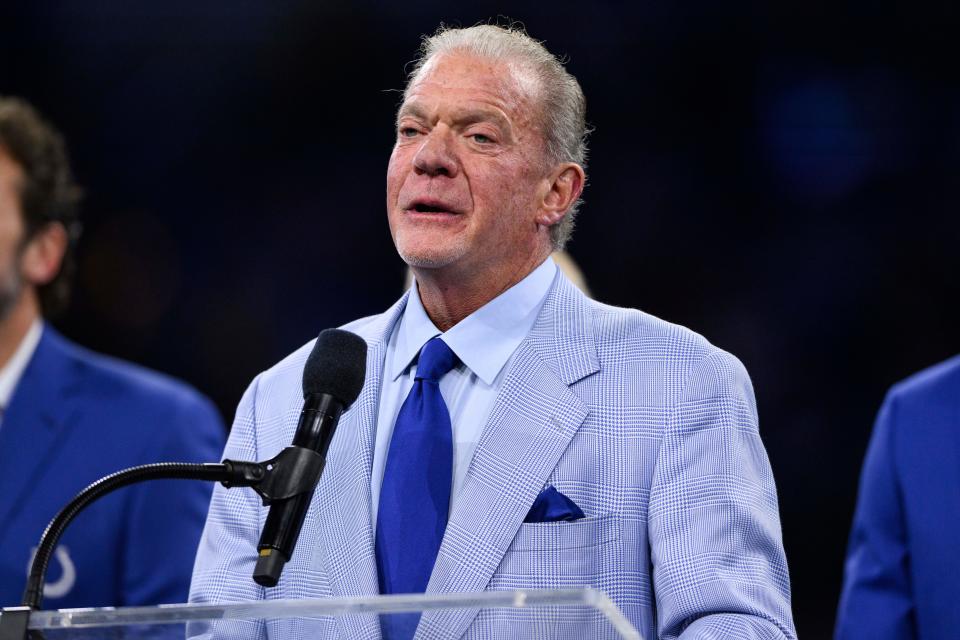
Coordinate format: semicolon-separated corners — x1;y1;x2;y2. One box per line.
371;257;558;527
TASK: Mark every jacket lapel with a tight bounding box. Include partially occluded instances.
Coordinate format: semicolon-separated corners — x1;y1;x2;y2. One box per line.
418;275;599;638
0;326;79;539
312;295;409;640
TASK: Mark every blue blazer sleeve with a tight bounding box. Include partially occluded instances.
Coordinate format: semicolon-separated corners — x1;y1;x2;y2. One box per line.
835;394;915;640
121;391;226;606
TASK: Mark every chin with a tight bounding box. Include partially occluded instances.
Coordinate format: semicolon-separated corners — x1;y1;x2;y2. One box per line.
394;235;467;271
398;250;451;270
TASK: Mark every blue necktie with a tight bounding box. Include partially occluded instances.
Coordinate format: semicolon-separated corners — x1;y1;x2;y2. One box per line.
376;337;458;640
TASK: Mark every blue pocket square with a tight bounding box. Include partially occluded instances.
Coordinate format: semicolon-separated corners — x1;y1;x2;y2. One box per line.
524;485;586;523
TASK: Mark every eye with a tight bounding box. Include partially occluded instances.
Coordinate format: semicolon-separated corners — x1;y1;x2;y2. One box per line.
471;133;493;144
399;127;421;138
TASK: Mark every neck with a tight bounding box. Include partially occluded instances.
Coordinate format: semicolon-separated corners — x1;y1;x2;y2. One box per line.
413;247;551;332
0;289;40;370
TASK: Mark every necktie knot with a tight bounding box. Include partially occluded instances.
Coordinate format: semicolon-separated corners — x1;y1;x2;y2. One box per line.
415;337;457;382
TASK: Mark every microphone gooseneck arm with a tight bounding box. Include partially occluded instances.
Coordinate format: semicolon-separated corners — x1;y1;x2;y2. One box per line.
19;452;319;613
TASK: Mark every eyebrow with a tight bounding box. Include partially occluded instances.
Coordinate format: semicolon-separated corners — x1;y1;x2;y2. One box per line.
396;103;512;136
396;103;427;125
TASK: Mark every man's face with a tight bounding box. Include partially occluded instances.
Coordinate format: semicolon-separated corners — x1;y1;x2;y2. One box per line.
0;147;26;320
386;53;552;284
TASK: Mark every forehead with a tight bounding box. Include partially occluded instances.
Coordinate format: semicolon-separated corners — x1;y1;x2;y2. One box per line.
402;53;540;120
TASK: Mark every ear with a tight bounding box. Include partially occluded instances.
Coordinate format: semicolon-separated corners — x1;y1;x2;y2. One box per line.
20;222;68;286
536;162;585;228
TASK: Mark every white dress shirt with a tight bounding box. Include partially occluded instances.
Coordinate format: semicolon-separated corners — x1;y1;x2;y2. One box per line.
0;319;43;427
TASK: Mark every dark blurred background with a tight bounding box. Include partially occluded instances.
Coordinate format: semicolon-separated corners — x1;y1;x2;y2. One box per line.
2;1;957;637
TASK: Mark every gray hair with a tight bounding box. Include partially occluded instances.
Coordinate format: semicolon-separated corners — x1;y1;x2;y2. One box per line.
405;24;589;250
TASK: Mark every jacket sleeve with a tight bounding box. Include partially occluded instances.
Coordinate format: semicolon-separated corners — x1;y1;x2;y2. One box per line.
835;392;915;640
121;388;226;608
649;349;796;639
188;376;268;639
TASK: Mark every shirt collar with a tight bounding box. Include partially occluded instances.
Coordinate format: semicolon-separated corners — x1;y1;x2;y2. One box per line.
0;319;43;410
391;257;557;385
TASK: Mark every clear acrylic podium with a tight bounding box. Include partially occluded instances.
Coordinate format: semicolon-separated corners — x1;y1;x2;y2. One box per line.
5;588;642;639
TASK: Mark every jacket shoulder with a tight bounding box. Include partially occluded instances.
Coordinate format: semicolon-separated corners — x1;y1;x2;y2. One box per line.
48;328;218;418
40;328;224;461
889;354;960;402
576;296;754;407
588;298;731;365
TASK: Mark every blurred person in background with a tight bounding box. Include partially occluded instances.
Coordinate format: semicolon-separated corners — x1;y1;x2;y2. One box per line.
0;96;225;608
836;355;960;639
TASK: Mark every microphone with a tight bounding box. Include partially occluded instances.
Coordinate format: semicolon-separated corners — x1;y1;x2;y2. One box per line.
252;329;367;587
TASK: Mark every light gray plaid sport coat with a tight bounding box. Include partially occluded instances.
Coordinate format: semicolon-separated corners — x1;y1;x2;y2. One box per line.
189;272;797;639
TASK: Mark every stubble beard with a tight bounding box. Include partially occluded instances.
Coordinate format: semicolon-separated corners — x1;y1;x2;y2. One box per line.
394;227;470;272
0;265;23;324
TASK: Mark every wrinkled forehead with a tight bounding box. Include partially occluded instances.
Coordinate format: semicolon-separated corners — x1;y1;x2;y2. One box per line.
402;51;543;113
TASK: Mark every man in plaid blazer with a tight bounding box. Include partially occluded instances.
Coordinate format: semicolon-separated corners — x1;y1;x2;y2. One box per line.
190;24;796;640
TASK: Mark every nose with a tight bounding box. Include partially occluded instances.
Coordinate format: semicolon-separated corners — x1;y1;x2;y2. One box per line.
412;129;458;178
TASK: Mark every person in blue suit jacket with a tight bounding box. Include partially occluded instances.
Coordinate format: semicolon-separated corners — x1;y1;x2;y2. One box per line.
190;24;796;639
0;96;225;609
836;355;960;639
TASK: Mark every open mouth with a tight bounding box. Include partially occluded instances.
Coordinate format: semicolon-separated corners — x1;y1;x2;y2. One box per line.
406;198;461;215
412;203;451;214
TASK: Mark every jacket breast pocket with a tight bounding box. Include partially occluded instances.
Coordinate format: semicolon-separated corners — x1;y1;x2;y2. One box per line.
508;513;620;551
490;514;622;590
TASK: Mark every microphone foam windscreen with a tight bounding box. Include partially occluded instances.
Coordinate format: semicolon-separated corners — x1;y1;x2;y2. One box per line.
302;329;368;406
